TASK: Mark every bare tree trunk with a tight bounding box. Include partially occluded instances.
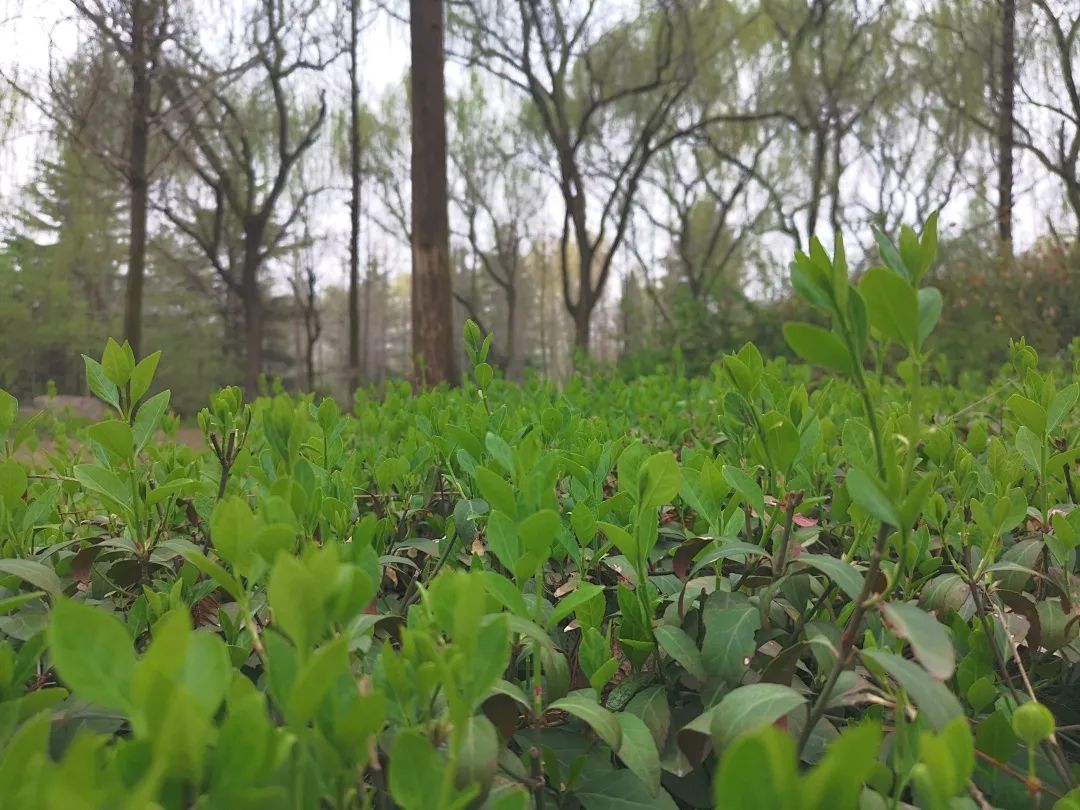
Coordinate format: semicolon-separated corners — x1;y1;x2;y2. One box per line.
539;247;549;377
409;0;457;387
347;0;362;391
504;287;523;382
363;256;375;382
241;232;263;396
573;305;591;357
807;123;827;240
242;290;263;397
123;0;151;357
997;0;1016;255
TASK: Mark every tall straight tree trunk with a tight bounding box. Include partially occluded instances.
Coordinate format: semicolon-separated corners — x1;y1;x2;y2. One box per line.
347;0;362;391
573;305;592;357
124;0;151;357
539;245;549;377
806;123;827;240
241;231;264;397
409;0;457;387
242;291;263;397
363;256;375;382
997;0;1016;256
505;287;523;382
571;244;595;360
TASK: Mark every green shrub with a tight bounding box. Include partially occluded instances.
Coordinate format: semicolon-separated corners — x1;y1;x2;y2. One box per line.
0;221;1078;809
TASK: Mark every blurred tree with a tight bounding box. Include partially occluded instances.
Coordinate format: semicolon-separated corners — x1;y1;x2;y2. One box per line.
453;0;783;358
68;0;175;358
156;0;331;396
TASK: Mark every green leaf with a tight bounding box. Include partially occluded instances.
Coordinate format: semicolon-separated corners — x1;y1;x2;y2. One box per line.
637;451;681;510
486;510;523;577
1015;426;1044;473
1048;383;1079;434
178;545;245;602
548;690;622;751
375;457;409;492
129;351;161;403
880;602;955;680
101;338;134;387
975;709;1017;763
916;213;939;279
802;721;882;810
209;496;256;571
0;591;46;614
0;459;27;509
548;583;605;628
899;225;920;277
389;730;444;810
0;710;50;803
846;468;900;527
790;252;835;314
0;389;17;435
516;509;560;577
721;466;765;519
456;714;499;794
268;554;324;654
859;266;918;347
796;554;864;601
653;625;707;681
133;390;170;455
82;355;120;410
485;432;516;477
469;616;510;711
862;649;963;731
1007;394;1047;437
625;686;671;752
917;717;974;802
287;637;348;727
616;713;661;796
691;539;767;577
87;420;133;461
474;467;517;519
575;770;679;810
710;683;807;748
0;559;62;597
713;727;799;810
598;521;639;569
481;570;529;617
917;287;943;348
873;228;911;281
782;323;852;374
73;464;133;517
474;362;493;389
702;602;760;684
48;598;135;713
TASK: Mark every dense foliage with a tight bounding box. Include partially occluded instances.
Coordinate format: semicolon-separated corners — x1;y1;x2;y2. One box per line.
0;223;1079;809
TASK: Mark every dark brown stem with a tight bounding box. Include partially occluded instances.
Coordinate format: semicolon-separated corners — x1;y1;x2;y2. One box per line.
1064;462;1077;504
796;522;889;757
773;493;803;579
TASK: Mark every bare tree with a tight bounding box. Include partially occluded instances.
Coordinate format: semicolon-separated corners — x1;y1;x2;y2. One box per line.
922;0;1080;237
57;0;176;356
448;80;542;380
453;0;784;358
156;0;332;395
